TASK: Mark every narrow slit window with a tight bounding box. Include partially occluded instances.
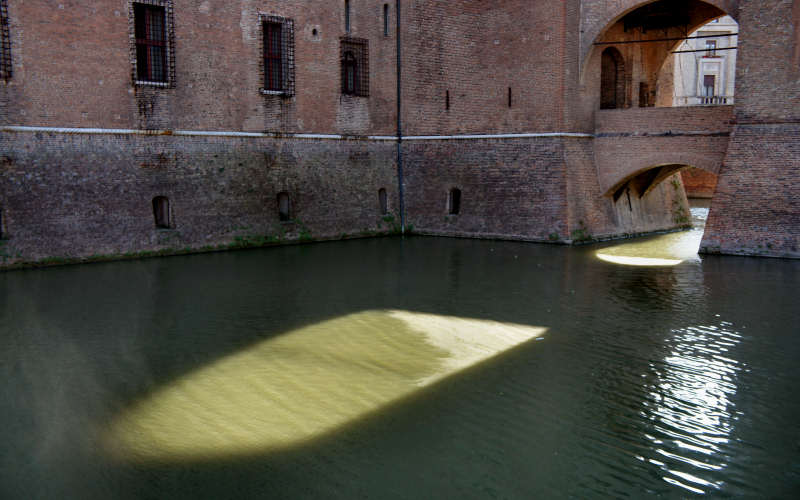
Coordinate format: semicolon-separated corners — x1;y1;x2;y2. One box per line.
345;0;351;33
278;192;291;221
383;4;389;36
0;206;4;239
446;90;450;110
134;3;167;82
448;188;461;215
378;188;388;215
508;87;512;108
343;51;357;94
152;196;170;228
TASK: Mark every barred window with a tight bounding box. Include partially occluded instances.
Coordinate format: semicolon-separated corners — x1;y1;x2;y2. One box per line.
340;37;369;97
131;1;175;86
0;0;11;80
260;15;295;96
135;4;167;82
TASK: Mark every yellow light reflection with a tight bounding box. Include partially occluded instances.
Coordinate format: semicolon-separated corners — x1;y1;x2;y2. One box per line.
103;310;547;462
595;227;704;267
596;254;683;266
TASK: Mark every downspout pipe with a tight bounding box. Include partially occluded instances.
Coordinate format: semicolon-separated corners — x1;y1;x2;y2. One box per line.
395;0;406;234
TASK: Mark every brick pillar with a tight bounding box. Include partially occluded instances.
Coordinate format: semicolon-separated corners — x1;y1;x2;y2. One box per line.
701;0;800;258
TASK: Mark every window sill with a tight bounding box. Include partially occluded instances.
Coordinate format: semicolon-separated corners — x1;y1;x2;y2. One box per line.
261;89;291;97
136;80;169;88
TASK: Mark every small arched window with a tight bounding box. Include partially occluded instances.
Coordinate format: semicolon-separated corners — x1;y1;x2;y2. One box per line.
152;196;170;228
277;192;291;221
378;188;388;215
343;51;358;95
448;188;461;215
600;47;626;109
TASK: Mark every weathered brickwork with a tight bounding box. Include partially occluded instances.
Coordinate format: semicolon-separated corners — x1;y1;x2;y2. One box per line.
0;132;399;265
403;138;570;241
681;168;717;198
0;0;797;267
701;0;800;258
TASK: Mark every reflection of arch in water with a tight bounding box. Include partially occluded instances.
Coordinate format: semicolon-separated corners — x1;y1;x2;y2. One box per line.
601;47;627;109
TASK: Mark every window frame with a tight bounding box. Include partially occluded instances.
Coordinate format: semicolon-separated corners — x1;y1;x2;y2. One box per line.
259;14;295;97
130;0;175;88
340;37;369;97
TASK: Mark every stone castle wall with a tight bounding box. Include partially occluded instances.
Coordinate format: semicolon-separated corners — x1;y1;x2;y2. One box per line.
0;0;797;267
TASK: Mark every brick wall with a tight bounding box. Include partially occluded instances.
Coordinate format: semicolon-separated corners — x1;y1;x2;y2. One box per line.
681;168;717;198
0;131;399;265
0;0;398;135
701;0;800;258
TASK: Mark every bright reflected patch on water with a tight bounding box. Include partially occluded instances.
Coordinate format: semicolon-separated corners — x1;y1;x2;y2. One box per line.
644;322;743;494
595;205;709;266
103;310;547;462
596;254;684;266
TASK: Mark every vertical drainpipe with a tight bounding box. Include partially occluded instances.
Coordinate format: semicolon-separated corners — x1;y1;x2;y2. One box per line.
395;0;406;234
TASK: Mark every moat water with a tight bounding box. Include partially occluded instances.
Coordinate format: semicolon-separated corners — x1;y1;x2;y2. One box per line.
2;203;799;498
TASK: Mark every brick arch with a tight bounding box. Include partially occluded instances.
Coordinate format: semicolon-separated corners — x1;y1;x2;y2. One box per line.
579;0;740;74
601;153;723;197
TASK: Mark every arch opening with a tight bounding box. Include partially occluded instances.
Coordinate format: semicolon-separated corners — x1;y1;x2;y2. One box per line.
601;47;627;109
586;0;737;109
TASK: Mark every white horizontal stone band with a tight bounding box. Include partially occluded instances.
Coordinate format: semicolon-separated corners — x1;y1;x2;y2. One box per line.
0;126;593;141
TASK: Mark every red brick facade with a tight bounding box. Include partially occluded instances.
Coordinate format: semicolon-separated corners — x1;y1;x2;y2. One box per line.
0;0;797;267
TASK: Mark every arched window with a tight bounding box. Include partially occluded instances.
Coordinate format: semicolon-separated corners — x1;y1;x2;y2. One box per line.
378;188;388;215
343;51;358;95
448;188;461;215
152;196;170;228
600;47;626;109
277;192;291;221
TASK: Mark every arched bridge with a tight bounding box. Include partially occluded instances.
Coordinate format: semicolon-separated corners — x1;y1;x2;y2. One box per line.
593;105;734;198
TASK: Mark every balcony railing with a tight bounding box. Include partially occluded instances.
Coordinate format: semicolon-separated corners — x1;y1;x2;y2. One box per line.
676;96;733;106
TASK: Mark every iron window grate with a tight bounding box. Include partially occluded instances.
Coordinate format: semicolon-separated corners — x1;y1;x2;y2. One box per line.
260;14;295;96
340;37;369;97
0;0;11;80
129;0;175;87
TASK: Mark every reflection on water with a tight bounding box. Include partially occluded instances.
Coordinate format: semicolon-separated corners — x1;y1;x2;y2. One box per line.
596;202;709;266
105;310;546;462
2;226;799;498
643;321;743;494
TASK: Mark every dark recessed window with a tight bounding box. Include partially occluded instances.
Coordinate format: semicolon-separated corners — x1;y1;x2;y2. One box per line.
277;192;291;221
378;188;388;215
383;4;389;36
448;188;461;215
134;3;168;82
0;0;11;80
703;74;716;97
345;0;351;33
705;39;717;57
152;196;170;228
341;37;369;97
446;90;450;110
261;15;295;95
508;87;512;108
